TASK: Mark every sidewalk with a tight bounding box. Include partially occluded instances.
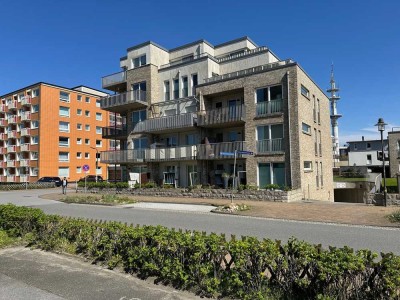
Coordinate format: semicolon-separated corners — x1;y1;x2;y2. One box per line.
41;191;400;228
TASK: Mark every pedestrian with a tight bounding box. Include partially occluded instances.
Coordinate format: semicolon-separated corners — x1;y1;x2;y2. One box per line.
62;177;68;195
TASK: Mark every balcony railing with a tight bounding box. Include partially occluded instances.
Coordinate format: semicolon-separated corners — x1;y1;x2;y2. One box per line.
160;53;213;69
102;126;128;139
102;71;126;88
197;105;245;126
7;176;16;182
101;90;147;110
257;139;284;154
0;148;6;154
7;146;17;152
145;146;196;161
0;133;6;140
7;115;18;124
21;128;31;136
21;144;31;152
100;149;145;164
256;99;283;117
7;160;17;167
21;112;31;121
8;101;17;110
0;104;6;112
0;161;6;168
7;131;17;139
20;159;30;167
197;141;246;160
0;119;6;126
217;47;268;63
21;96;32;106
20;174;29;182
132;113;197;133
256;138;284;154
204;59;295;84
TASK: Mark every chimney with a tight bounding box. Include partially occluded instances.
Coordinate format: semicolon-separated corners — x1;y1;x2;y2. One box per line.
362;136;364;141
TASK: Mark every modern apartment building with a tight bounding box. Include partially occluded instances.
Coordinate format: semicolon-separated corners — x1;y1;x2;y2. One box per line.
0;83;109;183
100;37;333;200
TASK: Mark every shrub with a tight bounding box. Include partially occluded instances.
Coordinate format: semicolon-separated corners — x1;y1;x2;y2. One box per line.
265;184;281;190
387;210;400;223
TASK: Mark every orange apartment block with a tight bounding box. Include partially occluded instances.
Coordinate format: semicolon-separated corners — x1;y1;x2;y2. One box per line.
0;83;111;183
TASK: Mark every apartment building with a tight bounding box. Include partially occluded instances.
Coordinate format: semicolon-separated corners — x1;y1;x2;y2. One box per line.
100;37;333;200
0;83;109;182
388;130;400;177
347;138;389;172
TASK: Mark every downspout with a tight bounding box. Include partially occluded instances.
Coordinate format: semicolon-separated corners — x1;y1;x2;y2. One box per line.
286;71;293;187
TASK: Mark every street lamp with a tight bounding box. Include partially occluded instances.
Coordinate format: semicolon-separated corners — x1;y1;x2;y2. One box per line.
90;146;99;183
375;118;387;206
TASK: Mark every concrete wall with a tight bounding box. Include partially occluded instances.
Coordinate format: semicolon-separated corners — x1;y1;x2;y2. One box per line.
388;131;400;177
348;151;388;167
219;52;272;74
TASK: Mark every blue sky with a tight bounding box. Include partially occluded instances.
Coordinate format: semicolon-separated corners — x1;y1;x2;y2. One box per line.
1;0;399;145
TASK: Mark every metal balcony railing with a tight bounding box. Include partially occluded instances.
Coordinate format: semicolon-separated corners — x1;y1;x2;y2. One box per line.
197;141;246;160
21;112;31;121
132;113;197;133
0;104;6;112
0;119;6;126
0;148;6;154
197;105;245;126
216;47;268;63
7;145;17;152
100;149;145;164
20;174;29;182
20;159;30;167
8;101;17;110
0;161;6;168
7;160;17;167
100;90;147;110
102;126;129;139
7;131;17;139
256;99;283;117
7;115;18;124
7;176;16;182
20;144;31;152
145;146;196;161
256;138;284;154
21;128;31;136
21;96;32;106
102;71;126;88
0;133;6;140
160;53;214;69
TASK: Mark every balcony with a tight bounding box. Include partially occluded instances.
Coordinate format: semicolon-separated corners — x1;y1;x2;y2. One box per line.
7;130;17;139
7;115;18;124
8;101;17;110
100;149;145;164
0;133;6;140
204;59;295;84
160;53;214;69
0;161;6;168
21;144;31;152
7;145;17;152
101;70;126;89
20;174;29;182
7;176;16;182
100;90;147;113
256;99;283;117
132;113;197;134
0;104;6;113
20;159;30;167
197;141;246;160
216;47;268;63
0;148;6;154
0;119;6;126
21;128;31;136
102;126;128;139
21;112;31;121
7;160;17;167
256;138;284;154
197;105;245;127
21;96;32;106
145;146;196;162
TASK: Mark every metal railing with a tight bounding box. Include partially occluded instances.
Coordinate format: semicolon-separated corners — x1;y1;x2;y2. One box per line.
102;126;129;138
197;105;245;126
145;146;196;161
21;128;31;136
132;113;197;133
160;53;213;69
7;115;18;124
101;90;147;109
197;141;246;159
20;144;31;152
102;71;126;88
256;139;284;153
7;131;17;139
217;47;268;63
7;160;17;167
21;112;31;121
0;133;6;140
20;159;30;167
0;104;6;112
256;99;283;117
8;101;17;110
0;119;7;126
100;149;145;164
21;96;32;106
204;59;294;84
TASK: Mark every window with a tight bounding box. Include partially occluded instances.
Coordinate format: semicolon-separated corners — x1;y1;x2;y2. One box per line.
77;123;82;130
32;136;39;144
302;123;311;134
166;136;177;147
319;130;322;156
96;99;101;107
85;124;90;131
366;142;371;150
131;110;146;124
85;138;90;145
317;99;320;124
85;97;90;103
32;104;39;113
31;152;38;160
60;91;70;102
164;81;170;101
304;161;312;171
132;54;146;68
314;128;318;156
367;154;372;165
77;152;82;159
354;143;358;150
258;162;285;187
59;106;70;117
182;76;188;97
85;110;90;117
85;152;90;159
96;126;102;134
59;152;69;162
173;78;179;99
59;121;70;132
186;134;197;146
96;112;102;121
255;85;283;115
96;140;102;147
77;95;82;101
31;121;39;129
32;89;40;98
313;95;316;122
320;162;323;187
301;85;309;98
256;124;284;152
132;82;146;101
76;166;82;173
191;74;198;96
316;161;319;188
77;109;82;115
59;137;69;147
77;138;82;144
229;131;238;142
58;167;69;178
133;137;147;149
185;105;197;113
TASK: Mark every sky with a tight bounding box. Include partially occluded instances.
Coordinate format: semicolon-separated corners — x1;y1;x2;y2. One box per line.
1;0;399;146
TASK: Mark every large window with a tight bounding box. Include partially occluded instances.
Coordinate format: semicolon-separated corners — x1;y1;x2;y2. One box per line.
132;54;146;68
191;74;198;96
173;78;179;99
59;152;69;162
131;110;146;124
164;81;170;101
256;124;284;152
59;106;70;117
132;81;146;101
32;89;40;97
60;91;70;102
59;137;69;147
96;126;102;134
301;85;310;98
133;137;147;149
59;121;70;132
96;112;102;121
58;167;69;178
258;163;285;188
182;76;188;97
256;85;283;115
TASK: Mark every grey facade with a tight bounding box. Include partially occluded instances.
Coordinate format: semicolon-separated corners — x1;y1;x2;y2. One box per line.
99;37;333;201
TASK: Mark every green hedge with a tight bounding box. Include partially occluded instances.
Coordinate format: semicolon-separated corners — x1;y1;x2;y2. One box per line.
0;204;399;299
77;181;129;189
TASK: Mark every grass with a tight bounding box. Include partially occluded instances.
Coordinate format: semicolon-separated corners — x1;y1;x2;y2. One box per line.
386;210;400;223
62;194;137;205
0;230;19;248
384;178;398;187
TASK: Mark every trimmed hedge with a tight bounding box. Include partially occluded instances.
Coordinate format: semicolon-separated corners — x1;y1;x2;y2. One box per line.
0;204;399;299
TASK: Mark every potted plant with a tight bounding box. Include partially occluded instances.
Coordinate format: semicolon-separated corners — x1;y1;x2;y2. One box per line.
222;172;230;189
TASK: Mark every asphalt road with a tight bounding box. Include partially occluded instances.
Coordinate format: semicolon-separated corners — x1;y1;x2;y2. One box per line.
1;189;399;254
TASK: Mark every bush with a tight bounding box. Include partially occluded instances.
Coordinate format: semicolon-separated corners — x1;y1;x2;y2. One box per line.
0;204;399;299
387;210;400;223
265;184;281;190
142;181;157;188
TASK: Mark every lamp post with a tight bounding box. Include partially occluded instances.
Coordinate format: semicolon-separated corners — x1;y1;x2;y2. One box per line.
90;147;99;183
375;118;387;206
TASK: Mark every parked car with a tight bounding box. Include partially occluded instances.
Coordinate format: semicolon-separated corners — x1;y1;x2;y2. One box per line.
78;175;103;183
37;177;62;187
